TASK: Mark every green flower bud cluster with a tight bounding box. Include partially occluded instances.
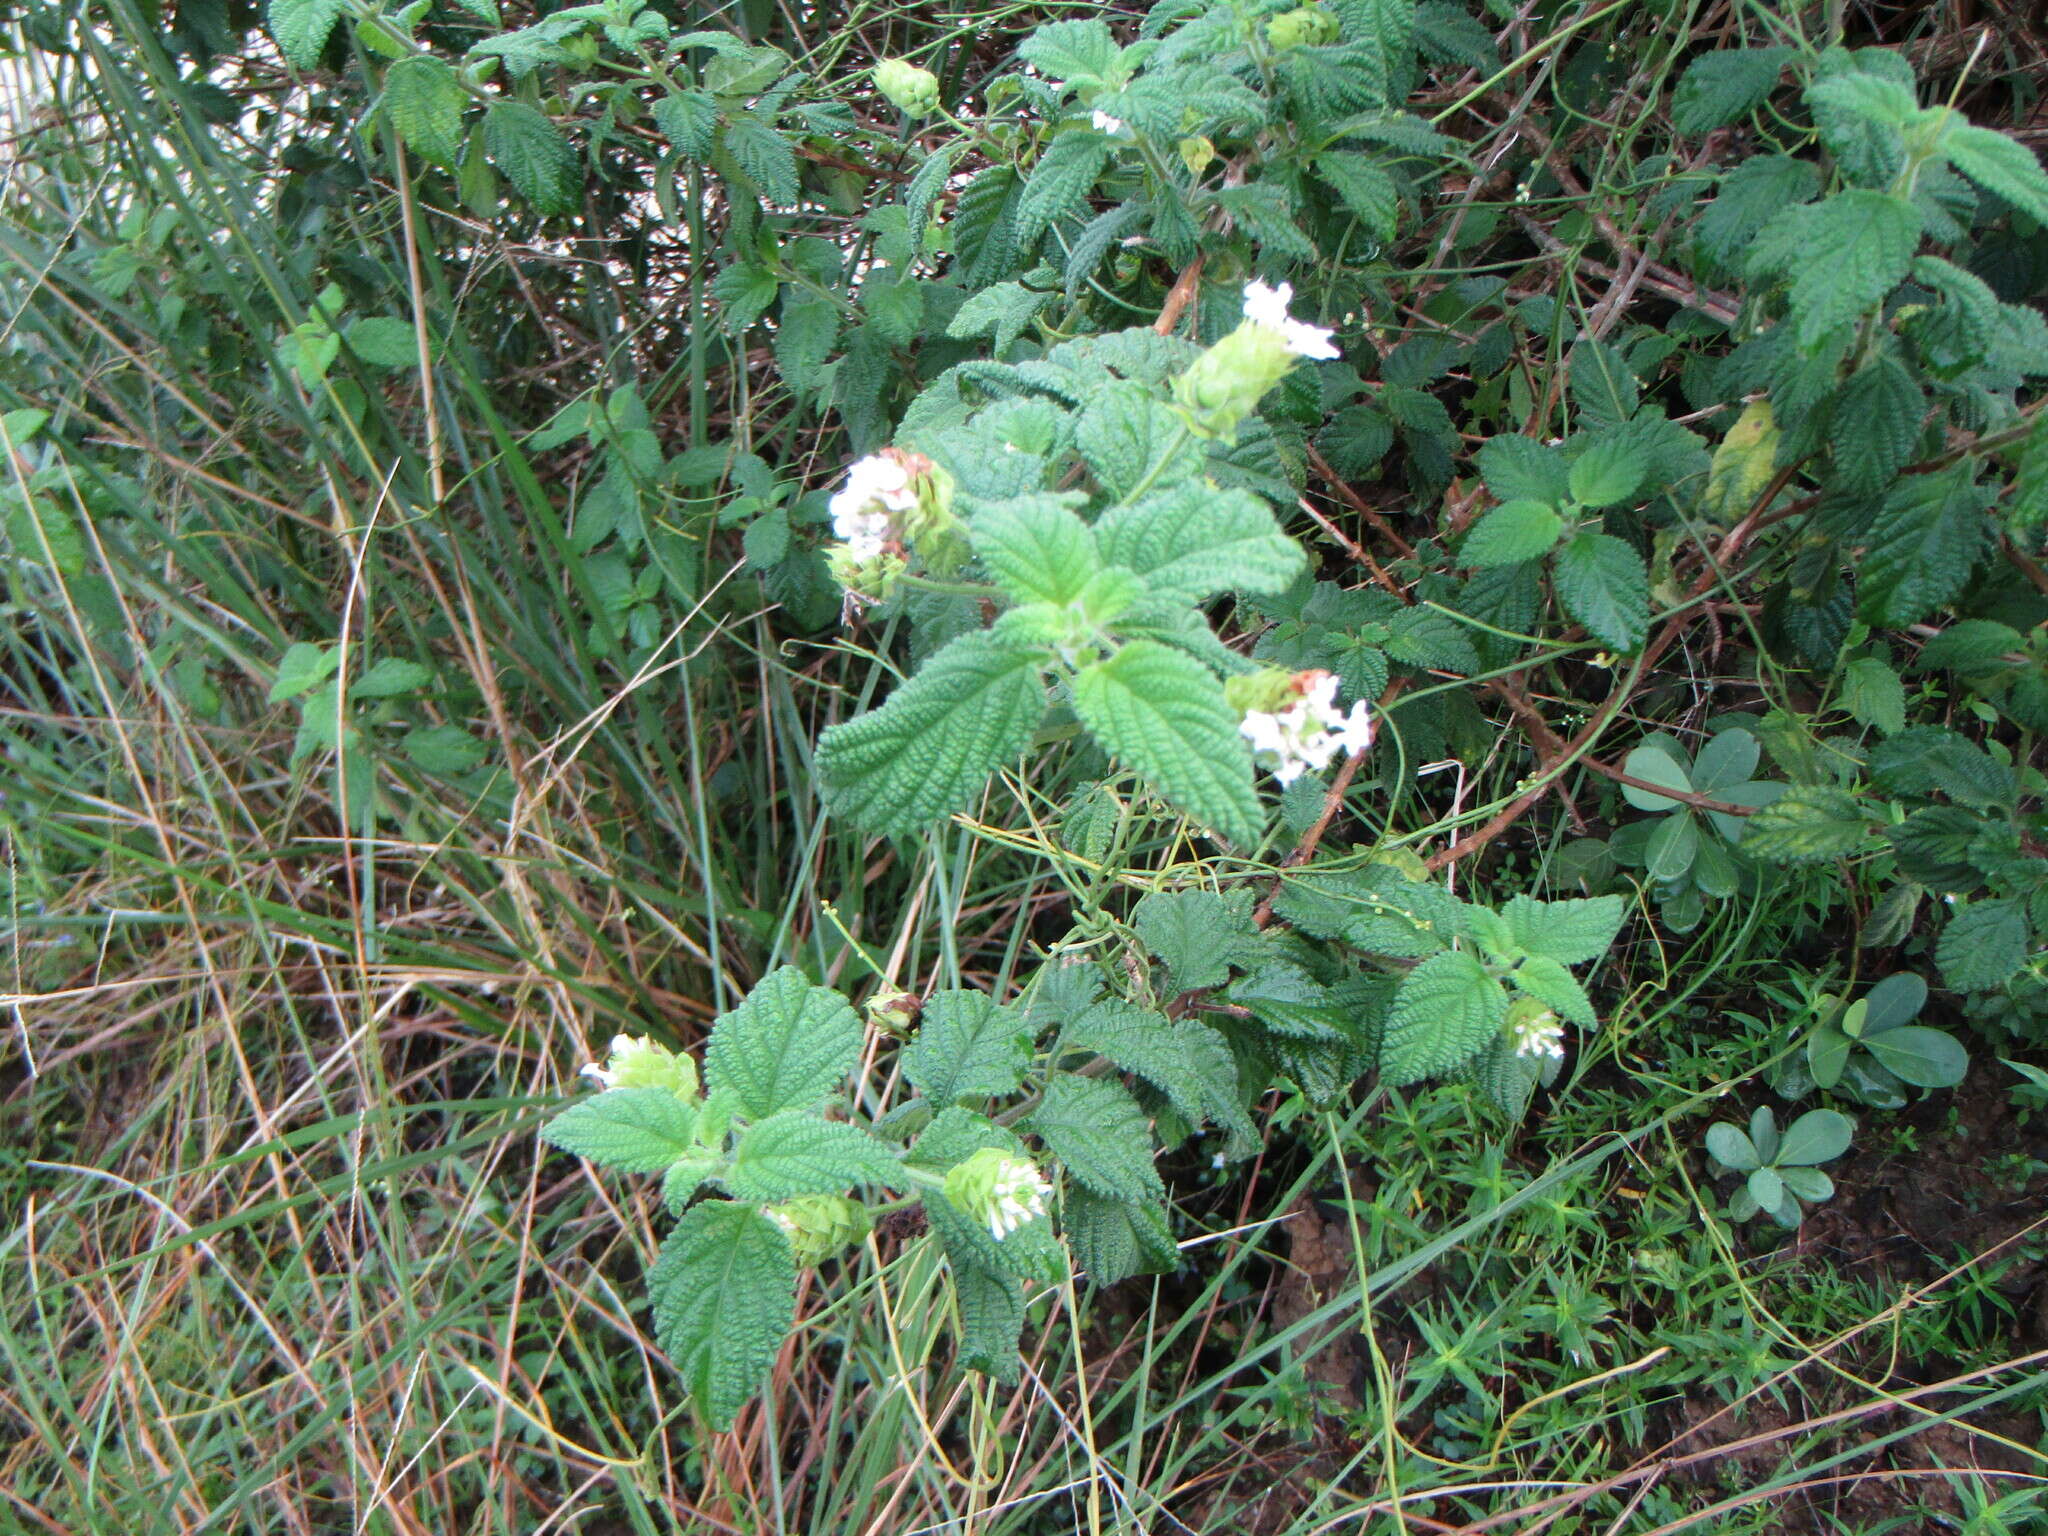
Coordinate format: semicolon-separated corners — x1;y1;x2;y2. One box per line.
1171;323;1301;440
943;1147;1051;1241
1265;5;1339;49
872;58;941;117
765;1194;873;1265
581;1033;699;1099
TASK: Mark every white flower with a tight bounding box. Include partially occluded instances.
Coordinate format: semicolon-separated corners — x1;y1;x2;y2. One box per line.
764;1207;800;1238
984;1155;1053;1241
1240;279;1340;359
579;1033;637;1089
1091;109;1127;134
1509;1008;1567;1061
1237;671;1374;785
829;453;918;561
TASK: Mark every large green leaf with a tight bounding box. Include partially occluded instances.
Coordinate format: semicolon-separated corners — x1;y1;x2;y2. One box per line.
1941;122;2048;225
1379;949;1509;1085
1857;466;1992;627
1129;889;1245;993
649;1202;796;1430
541;1087;700;1173
816;631;1048;836
1936;898;2028;991
704;966;863;1119
1024;1073;1163;1201
971;494;1099;605
1460;499;1562;569
901;990;1034;1104
1552;531;1650;652
270;0;344;68
1071;641;1262;846
484;102;581;216
722;1112;903;1201
1749;190;1920;347
382;57;468;170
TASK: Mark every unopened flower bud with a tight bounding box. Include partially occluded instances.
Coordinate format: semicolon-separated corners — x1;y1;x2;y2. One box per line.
943;1147;1052;1241
1178;135;1215;176
580;1033;699;1099
764;1194;873;1265
1266;4;1339;49
1173;281;1338;438
873;58;941;117
866;991;920;1037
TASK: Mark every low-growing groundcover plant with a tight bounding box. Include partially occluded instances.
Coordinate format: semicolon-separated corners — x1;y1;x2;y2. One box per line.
7;0;2048;1528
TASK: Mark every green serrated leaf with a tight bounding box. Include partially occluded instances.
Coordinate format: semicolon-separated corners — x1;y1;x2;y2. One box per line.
901;990;1034;1104
1315;152;1399;240
1513;954;1596;1024
1025;1073;1162;1201
1858;466;1992;627
1063;1187;1178;1285
1937;898;2028;991
1749;189;1919;348
649;1202;795;1430
382;56;467;170
1460;499;1562;568
652;91;718;158
1379;949;1509;1085
704;966;863;1119
1072;641;1262;847
817;631;1048;836
1828;356;1923;497
540;1087;701;1172
723;1112;902;1200
723;114;799;204
1940;122;2048;225
349;657;433;698
484;102;580;216
1074;382;1203;501
1739;785;1872;863
1552;531;1650;652
1499;894;1625;966
971;494;1099;606
1841;656;1905;735
1015;131;1111;252
1672;47;1791;134
1130;890;1243;994
1092;483;1305;605
270;0;344;68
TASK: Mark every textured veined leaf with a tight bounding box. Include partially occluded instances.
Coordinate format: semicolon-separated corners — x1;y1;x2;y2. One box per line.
1738;785;1872;863
901;990;1034;1104
1091;483;1305;605
1828;355;1923;497
970;494;1099;606
1914;619;2026;674
1024;1073;1163;1200
1064;1188;1178;1285
1230;961;1348;1040
1512;954;1595;1025
1459;499;1561;568
1129;889;1246;993
1210;182;1316;263
1552;531;1650;652
703;966;863;1119
1315;153;1399;240
1058;1000;1219;1126
648;1202;795;1430
1671;47;1792;134
1499;894;1624;966
1379;949;1509;1085
1566;435;1649;509
1476;434;1571;506
951;1260;1025;1379
382;57;467;170
1074;382;1203;500
1936;899;2028;991
1940;122;2048;225
1019;17;1122;87
1071;641;1262;847
1014;131;1111;251
1749;190;1919;348
946;279;1054;357
1840;656;1905;735
722;1112;903;1201
484;102;580;216
541;1087;700;1172
1347;0;1416;108
816;631;1048;836
1695;155;1822;274
1857;465;1992;627
652;91;718;158
723;114;799;204
269;0;344;68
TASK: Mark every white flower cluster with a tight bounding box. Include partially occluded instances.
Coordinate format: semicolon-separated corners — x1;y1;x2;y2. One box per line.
984;1154;1053;1241
1509;1008;1567;1060
1241;279;1340;360
1237;671;1374;785
1091;109;1127;134
830;453;917;561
